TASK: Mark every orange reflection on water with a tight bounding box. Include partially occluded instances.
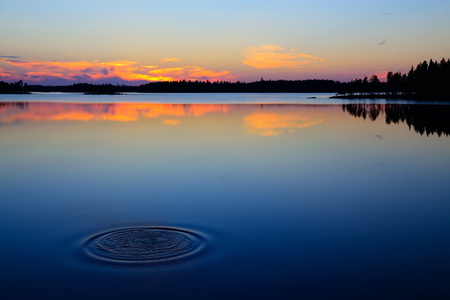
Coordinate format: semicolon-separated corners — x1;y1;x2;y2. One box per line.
244;112;323;136
163;119;181;125
0;103;229;124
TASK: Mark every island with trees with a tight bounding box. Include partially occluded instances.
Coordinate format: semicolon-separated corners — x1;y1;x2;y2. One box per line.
0;80;30;94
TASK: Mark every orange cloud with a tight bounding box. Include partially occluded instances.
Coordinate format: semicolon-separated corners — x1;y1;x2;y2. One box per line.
188;67;230;79
148;67;185;75
0;58;233;83
244;45;324;69
244;112;322;136
160;58;181;64
145;66;233;82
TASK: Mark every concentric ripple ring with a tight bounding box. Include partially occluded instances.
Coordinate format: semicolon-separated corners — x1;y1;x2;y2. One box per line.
83;227;205;264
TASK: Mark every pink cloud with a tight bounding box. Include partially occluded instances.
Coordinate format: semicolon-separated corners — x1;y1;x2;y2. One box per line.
0;58;234;84
244;45;324;69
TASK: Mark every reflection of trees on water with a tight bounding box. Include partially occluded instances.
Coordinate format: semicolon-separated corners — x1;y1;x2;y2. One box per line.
0;102;28;109
343;104;450;137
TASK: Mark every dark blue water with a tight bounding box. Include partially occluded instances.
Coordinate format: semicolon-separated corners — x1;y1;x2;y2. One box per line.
1;96;450;299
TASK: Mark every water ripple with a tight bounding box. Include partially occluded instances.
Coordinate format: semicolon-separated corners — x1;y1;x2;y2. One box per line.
83;226;206;264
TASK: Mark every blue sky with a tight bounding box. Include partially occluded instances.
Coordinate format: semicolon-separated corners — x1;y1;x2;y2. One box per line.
1;0;449;84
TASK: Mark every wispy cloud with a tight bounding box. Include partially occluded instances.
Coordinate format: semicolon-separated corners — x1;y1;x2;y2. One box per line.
244;45;324;69
160;57;181;64
0;58;234;84
378;41;387;46
0;55;20;59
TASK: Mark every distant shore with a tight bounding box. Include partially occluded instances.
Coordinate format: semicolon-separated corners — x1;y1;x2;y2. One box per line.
0;91;448;102
331;94;409;100
83;92;123;95
0;91;31;95
331;94;450;101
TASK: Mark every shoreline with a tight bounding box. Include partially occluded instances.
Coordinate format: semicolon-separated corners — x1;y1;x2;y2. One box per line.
331;94;450;101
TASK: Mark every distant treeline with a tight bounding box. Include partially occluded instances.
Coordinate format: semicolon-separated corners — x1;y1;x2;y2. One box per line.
343;103;450;136
1;79;342;94
138;79;341;93
337;58;450;99
0;80;30;94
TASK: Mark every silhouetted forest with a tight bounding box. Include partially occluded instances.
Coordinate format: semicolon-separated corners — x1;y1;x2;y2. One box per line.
138;79;341;93
1;79;341;94
337;58;450;99
27;83;128;94
0;80;30;94
343;103;450;136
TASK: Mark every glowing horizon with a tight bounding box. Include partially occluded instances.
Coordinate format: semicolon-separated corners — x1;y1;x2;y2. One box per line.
0;58;235;84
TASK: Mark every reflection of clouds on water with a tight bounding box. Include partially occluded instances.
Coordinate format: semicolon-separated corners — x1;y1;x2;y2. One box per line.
3;103;325;136
0;103;228;124
376;135;383;140
244;112;322;136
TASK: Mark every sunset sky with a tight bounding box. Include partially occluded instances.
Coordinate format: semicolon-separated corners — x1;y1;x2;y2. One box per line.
1;0;450;85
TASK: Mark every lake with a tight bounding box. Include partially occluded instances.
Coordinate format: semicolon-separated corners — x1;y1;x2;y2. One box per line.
1;93;450;299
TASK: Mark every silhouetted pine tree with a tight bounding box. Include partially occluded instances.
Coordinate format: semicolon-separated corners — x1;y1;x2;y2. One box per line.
338;58;450;100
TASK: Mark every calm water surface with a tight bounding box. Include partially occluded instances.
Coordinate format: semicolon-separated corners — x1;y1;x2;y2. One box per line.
1;94;450;299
